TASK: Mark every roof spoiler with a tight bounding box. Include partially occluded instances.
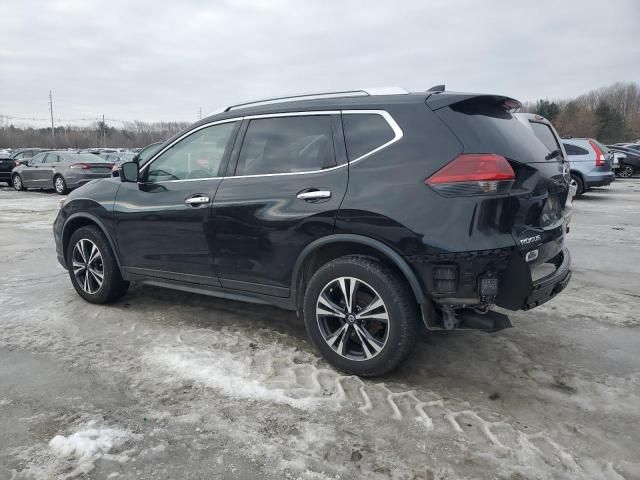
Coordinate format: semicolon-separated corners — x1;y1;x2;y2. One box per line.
426;93;522;112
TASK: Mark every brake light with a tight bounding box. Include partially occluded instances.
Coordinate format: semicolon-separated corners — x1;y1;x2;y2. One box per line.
425;154;515;196
69;162;91;169
589;140;605;166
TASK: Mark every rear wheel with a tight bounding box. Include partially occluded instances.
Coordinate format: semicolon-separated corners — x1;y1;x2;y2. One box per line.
617;164;634;178
67;226;129;304
303;255;418;377
570;173;584;196
12;174;26;191
54;175;68;195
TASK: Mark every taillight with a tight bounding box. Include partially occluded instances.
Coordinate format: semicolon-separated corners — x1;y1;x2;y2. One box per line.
69;162;91;169
589;140;605;166
425;154;515;196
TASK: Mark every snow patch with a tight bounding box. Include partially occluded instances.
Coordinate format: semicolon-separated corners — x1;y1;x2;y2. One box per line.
145;347;321;410
46;421;139;476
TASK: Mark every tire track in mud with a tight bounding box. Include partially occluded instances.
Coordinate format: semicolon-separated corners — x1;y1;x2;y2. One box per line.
152;325;616;479
0;307;628;479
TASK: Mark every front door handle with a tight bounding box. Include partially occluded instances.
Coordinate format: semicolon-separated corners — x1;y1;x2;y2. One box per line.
185;195;210;206
296;190;331;201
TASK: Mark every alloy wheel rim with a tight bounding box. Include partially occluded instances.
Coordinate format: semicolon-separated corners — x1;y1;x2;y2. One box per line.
55;177;64;192
72;239;104;294
316;276;389;361
14;176;21;189
620;165;633;177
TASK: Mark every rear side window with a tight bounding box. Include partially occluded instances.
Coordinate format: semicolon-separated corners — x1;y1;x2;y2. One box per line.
30;152;47;164
529;122;560;153
236;116;336;176
343;113;395;161
563;143;589;156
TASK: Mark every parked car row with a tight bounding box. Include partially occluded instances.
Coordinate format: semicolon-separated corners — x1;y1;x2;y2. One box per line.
0;142;165;193
606;143;640;178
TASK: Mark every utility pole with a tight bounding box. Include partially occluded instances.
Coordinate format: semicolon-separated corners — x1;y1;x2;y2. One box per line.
102;114;106;147
48;90;55;148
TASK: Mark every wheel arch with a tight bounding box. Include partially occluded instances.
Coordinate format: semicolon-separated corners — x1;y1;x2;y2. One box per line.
291;234;426;312
62;213;122;268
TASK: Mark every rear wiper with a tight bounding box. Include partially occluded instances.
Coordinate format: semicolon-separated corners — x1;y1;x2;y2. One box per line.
545;149;562;161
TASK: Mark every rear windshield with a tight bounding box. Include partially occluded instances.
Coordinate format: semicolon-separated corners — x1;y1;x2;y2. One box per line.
529;121;561;154
61;153;110;163
435;97;551;164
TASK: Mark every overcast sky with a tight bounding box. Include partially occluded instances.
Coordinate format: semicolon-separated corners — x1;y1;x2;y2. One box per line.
1;0;639;127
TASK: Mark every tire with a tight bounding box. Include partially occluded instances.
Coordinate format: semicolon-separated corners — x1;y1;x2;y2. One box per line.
302;255;418;377
617;164;634;178
66;226;129;304
12;174;26;191
570;173;584;197
54;175;68;195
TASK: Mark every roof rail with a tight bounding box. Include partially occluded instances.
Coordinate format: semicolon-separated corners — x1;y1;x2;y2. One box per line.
224;86;409;112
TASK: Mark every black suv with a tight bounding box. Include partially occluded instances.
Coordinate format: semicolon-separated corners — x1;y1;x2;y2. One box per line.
53;88;572;376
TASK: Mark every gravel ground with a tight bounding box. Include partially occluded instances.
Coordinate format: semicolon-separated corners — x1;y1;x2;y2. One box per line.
1;179;639;480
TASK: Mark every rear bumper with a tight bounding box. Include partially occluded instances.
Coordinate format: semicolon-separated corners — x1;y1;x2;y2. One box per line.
496;247;571;310
0;171;12;180
65;173;111;188
408;246;571;312
522;248;571;310
585;172;614;188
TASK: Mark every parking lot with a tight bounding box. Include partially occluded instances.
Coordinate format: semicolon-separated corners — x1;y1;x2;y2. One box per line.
1;180;639;479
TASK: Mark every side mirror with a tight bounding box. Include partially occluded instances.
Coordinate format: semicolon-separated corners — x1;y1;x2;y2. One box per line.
120;161;139;183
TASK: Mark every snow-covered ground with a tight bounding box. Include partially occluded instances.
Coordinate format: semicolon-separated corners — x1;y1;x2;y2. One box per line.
1;181;639;479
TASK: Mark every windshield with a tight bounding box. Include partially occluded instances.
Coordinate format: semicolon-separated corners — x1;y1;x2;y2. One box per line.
138;143;163;164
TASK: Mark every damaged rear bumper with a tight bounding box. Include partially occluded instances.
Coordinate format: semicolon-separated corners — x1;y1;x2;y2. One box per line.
496;247;571;311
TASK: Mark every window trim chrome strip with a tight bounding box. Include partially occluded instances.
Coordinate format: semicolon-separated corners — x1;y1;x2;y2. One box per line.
141;110;403;183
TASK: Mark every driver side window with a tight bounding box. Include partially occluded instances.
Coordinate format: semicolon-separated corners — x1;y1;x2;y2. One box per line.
147;122;237;182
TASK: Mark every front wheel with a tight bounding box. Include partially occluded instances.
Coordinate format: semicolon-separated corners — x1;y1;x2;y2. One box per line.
303;255;418;377
66;226;129;304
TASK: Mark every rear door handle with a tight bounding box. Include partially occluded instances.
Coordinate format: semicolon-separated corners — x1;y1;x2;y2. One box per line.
185;195;210;206
296;190;331;201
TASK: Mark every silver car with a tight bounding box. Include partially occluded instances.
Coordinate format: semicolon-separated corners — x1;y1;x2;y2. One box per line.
561;138;615;196
11;151;114;195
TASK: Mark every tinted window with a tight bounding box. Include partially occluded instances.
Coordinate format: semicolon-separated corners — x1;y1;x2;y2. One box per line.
147;122;236;182
236;116;335;176
45;153;60;163
343;113;395;161
61;153;109;163
563;143;590;156
530;122;560;153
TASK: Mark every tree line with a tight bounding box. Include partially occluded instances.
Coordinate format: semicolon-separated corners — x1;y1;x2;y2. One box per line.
0;120;191;149
524;82;640;144
2;81;639;149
